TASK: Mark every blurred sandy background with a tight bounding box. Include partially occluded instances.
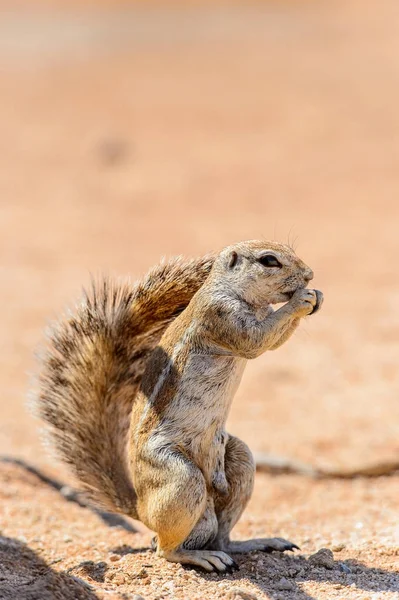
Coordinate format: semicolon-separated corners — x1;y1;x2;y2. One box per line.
0;1;398;599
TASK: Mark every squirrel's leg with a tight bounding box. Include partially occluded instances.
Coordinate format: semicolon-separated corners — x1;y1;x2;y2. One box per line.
211;435;299;554
210;434;254;550
140;449;237;572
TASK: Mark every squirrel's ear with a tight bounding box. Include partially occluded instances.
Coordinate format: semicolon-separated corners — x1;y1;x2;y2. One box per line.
228;251;239;269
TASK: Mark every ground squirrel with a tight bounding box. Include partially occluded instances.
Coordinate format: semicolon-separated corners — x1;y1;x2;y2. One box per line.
35;240;323;572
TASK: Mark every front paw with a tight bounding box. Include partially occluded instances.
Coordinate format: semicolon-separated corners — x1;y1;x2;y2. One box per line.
310;289;323;315
290;288;323;317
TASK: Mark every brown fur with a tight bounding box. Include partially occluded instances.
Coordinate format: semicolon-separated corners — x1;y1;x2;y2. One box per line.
34;240;323;572
34;255;214;516
125;241;322;570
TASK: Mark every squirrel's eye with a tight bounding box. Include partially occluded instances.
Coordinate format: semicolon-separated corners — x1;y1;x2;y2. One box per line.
258;254;282;268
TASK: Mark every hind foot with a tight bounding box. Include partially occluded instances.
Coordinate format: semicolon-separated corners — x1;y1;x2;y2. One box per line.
220;537;299;554
159;548;239;573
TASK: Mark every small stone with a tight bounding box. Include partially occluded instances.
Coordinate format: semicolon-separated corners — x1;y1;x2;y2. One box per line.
60;485;77;500
296;568;306;577
339;562;352;574
308;548;335;570
111;572;125;585
332;543;346;552
276;577;294;591
132;567;149;580
109;554;120;562
133;595;146;600
256;558;264;568
225;587;259;600
163;581;175;592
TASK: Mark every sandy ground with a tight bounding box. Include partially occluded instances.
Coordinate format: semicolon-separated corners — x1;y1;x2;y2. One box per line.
0;2;398;599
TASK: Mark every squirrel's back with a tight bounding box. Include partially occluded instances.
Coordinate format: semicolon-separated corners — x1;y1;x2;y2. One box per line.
34;255;213;517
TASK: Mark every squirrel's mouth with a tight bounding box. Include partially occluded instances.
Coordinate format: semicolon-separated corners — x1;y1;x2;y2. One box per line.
281;284;308;301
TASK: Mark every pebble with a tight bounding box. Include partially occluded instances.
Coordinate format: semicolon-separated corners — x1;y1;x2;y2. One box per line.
132;567;150;580
308;548;335;570
110;573;125;585
225;587;259;600
296;568;306;577
133;596;145;600
332;543;346;552
109;554;120;562
339;562;352;574
276;577;294;591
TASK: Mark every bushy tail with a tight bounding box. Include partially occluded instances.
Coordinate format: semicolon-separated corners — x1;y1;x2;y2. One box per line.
34;255;214;518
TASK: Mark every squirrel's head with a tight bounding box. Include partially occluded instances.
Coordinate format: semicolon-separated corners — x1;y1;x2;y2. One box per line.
212;240;314;306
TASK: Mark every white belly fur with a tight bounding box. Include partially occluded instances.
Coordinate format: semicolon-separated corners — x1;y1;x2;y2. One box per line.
152;354;247;488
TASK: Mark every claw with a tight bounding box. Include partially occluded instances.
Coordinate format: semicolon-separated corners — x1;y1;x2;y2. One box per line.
220;558;239;574
221;561;239;574
151;536;158;551
282;541;300;551
262;539;300;553
310;290;323;315
290;543;300;551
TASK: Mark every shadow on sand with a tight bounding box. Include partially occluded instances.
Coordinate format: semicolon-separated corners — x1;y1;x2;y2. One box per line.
0;456;136;533
198;550;399;599
0;536;99;600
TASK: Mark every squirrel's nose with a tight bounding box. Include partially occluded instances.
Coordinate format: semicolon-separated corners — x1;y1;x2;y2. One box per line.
304;269;314;282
